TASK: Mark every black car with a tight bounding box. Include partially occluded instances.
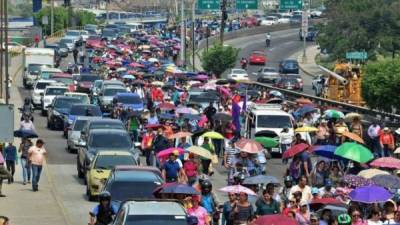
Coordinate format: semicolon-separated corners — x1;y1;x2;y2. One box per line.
76;74;101;93
279;59;300;74
47;96;82;130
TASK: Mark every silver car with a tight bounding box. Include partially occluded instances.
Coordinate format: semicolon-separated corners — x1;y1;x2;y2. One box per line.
67;116;90;153
255;67;280;83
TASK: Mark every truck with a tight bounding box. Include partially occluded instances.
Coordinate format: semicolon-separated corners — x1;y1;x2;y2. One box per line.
22;48;55;88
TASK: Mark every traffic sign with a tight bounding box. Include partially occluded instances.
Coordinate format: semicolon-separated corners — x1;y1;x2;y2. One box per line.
236;0;258;10
346;51;368;60
280;0;303;10
198;0;220;10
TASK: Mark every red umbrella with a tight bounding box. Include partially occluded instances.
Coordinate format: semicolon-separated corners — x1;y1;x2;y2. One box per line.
255;215;299;225
129;62;145;68
145;124;164;129
235;138;263;154
158;102;176;110
282;143;309;159
370;157;400;169
309;198;344;211
156;147;185;159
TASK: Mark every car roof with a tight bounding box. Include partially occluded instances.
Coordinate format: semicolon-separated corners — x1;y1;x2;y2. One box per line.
52;73;72;78
54;96;78;100
65;92;88;96
88;118;123;124
45;85;67;89
125;201;186;216
103;80;124;85
104;85;126;90
96;151;133;156
115;92;138;97
75;116;92;121
89;129;128;135
114;165;161;175
36;79;57;83
40;68;62;73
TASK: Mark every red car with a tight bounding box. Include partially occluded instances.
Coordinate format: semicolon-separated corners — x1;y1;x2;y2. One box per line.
249;51;267;65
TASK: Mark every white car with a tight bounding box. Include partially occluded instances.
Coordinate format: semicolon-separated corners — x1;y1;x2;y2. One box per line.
310;10;323;18
41;85;68;116
278;15;291;24
67;116;90;152
31;79;57;107
64;92;90;104
227;69;249;80
261;16;279;26
79;30;89;42
59;37;75;52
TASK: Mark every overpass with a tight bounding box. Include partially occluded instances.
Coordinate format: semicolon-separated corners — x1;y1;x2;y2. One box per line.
78;8;167;24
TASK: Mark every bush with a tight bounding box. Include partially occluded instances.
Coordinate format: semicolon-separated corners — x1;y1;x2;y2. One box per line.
201;44;239;78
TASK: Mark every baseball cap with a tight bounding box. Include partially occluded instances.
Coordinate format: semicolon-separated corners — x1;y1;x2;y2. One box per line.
312;187;319;195
300;200;308;207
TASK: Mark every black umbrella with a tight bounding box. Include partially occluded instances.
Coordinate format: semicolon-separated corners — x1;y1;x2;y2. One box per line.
162;84;175;91
255;130;278;138
181;114;201;120
14;129;38;138
131;80;145;86
213;113;232;122
243;175;280;185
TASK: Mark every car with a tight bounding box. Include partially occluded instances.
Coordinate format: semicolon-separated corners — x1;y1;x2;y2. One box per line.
52;73;75;92
98;80;125;91
67;116;91;153
299;26;318;41
290;15;302;24
249;51;266;65
112;200;187;225
311;74;326;96
278;15;291;24
65;30;83;45
59;37;76;52
101;28;118;41
243;16;258;27
76;74;101;93
44;43;64;62
255;67;280;83
227;68;249;81
39;68;63;80
64;92;90;104
274;76;303;91
112;93;144;111
76;129;140;179
86;151;138;200
260;16;279;26
41;85;68;116
47;96;82;130
279;59;300;74
98;86;128;112
81;118;126;142
24;64;52;88
103;166;163;208
31;79;57;107
79;30;89;42
84;24;99;34
63;104;102;136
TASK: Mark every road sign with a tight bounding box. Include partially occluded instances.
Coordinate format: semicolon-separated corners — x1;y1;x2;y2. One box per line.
280;0;303;10
301;10;308;36
346;51;368;60
198;0;220;10
236;0;258;9
42;16;49;25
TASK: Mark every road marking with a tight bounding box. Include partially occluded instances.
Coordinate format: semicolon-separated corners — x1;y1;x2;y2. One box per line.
12;65;22;84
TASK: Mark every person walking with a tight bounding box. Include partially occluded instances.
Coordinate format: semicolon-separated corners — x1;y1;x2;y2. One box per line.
380;127;395;157
0;151;12;197
19;138;32;185
28;139;47;191
4;143;17;184
72;47;79;64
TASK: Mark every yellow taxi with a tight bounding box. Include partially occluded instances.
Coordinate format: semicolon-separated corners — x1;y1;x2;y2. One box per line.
86;151;138;201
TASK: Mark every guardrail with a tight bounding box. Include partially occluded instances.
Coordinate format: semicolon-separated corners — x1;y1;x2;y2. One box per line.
46;26;84;43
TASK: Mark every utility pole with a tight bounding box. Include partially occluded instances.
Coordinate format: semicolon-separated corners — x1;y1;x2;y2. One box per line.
302;0;309;63
191;0;195;71
0;0;3;100
4;0;8;104
106;0;109;24
180;0;185;65
51;0;54;34
219;0;227;44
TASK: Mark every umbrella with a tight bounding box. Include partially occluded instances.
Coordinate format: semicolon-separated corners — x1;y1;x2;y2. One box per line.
310;145;338;159
176;107;192;114
219;185;257;196
201;131;224;139
169;131;193;140
342;131;365;144
316;205;348;218
14;129;38;138
159;183;199;195
158;102;176;110
349;185;393;203
295;126;319;132
145;124;164;129
235;138;264;154
181;114;202;121
156;147;185;159
295;105;317;116
187;146;213;160
334;142;373;163
370;157;400;169
342;174;375;188
159;113;176;120
324;109;345;119
269;90;283;98
254;137;279;148
371;174;400;189
213;113;232;122
309;198;344;211
282;143;309;159
345;112;362;122
148;58;159;63
254;215;299;225
296;98;312;105
151;81;164;86
129;62;145;68
122;74;136;79
358;168;390;179
243;175;279;185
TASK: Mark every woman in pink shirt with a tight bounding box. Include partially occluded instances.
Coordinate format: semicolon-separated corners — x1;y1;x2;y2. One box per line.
187;195;210;225
28;139;47;192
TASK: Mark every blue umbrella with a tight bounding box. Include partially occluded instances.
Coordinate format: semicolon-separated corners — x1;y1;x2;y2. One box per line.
311;145;338;159
371;175;400;189
122;74;135;79
159;113;176;120
160;183;199;195
294;105;317;117
14;129;38;138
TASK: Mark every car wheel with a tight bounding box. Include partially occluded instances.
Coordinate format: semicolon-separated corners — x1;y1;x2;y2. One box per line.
86;185;95;201
77;157;84;178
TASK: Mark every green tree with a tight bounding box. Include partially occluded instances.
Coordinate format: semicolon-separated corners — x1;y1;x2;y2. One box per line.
362;59;400;111
201;44;239;78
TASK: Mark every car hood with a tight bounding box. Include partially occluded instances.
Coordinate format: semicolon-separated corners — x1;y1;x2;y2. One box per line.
79;82;93;87
90;168;111;180
54;108;70;115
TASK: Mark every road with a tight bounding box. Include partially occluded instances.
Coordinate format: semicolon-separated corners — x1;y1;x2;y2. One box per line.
12;28;310;225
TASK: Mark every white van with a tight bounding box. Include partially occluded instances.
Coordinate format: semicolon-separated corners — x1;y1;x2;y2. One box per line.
22;48;55;88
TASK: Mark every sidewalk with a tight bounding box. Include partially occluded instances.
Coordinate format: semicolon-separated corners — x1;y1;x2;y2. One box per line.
0;55;69;225
295;45;322;78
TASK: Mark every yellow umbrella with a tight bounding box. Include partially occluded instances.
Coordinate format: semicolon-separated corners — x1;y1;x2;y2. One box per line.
165;67;176;73
201;131;224;139
345;112;362;122
358;168;390;179
151;81;164;86
188;146;213;160
295;126;318;132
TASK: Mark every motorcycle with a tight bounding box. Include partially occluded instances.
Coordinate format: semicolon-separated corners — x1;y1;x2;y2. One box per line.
19;107;34;122
266;38;271;47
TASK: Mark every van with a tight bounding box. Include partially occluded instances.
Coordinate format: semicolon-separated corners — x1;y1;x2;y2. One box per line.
22;48;55;88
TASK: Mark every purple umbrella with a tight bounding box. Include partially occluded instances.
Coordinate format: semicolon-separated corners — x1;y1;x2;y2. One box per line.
343;174;375;188
176;107;191;114
194;75;209;81
349;185;393;203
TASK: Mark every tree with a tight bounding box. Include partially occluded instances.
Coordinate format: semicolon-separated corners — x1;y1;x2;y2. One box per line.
201;44;239;78
361;59;400;111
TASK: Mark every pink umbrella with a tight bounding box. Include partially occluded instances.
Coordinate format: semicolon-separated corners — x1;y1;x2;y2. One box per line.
235;138;263;154
201;83;217;90
370;157;400;169
195;75;209;81
219;185;257;195
176;107;191;114
156;147;185;159
129;62;145;68
219;87;231;97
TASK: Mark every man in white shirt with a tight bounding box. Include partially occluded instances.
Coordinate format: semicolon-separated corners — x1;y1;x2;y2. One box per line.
368;122;381;155
289;175;312;203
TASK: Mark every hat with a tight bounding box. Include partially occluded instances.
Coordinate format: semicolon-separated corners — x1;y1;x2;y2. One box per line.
191;195;201;202
384;127;390;132
173;149;180;156
312;187;319;195
300;200;308;206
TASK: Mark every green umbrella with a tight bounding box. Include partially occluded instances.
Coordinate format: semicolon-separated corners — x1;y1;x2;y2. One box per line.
334;142;374;163
201;131;224;139
324;109;345;119
255;137;279;148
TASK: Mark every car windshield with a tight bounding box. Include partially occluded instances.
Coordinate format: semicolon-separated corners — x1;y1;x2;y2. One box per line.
89;133;131;148
54;98;81;108
40;71;58;79
66;94;89;103
90;122;124;130
66;31;80;36
283;61;298;68
70;106;101;116
263;68;276;72
94;155;136;169
281;78;299;83
124;215;186;225
102;30;115;36
106;181;160;201
45;88;66;95
79;75;100;82
73;119;87;131
233;70;246;74
36;82;53;89
104;88;126;96
53;77;73;85
266;17;275;20
117;95;141;104
257;115;292;128
60;39;73;44
29;64;48;74
253;52;264;56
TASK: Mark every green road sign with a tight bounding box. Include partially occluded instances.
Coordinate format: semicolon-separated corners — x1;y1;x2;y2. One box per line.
198;0;220;10
346;51;368;60
236;0;258;9
280;0;303;10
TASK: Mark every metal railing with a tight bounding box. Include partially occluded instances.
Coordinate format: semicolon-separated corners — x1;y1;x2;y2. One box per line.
46;26;84;43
